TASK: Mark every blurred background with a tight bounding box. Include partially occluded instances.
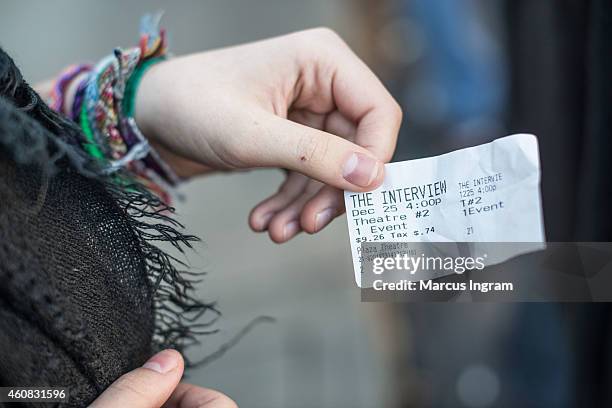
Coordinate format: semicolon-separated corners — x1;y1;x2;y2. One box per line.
1;0;610;407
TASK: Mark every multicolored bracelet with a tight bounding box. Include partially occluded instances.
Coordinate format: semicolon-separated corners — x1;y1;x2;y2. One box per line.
47;12;178;203
48;63;92;114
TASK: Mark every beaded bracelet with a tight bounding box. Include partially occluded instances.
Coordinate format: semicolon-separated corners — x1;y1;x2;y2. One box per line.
48;12;178;203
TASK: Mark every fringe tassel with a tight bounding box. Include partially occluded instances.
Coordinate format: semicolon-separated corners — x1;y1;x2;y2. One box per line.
102;178;221;361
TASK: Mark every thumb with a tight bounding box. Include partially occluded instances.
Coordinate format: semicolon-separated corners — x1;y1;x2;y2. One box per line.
250;115;384;192
90;349;184;408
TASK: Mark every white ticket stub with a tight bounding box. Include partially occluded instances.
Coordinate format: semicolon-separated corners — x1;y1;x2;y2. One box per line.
344;134;545;287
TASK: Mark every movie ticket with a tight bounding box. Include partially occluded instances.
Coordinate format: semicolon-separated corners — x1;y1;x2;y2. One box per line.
344;134;545;287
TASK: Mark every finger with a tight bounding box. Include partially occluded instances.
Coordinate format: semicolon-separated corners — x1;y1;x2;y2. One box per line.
90;349;184;408
300;185;345;233
249;172;309;231
282;110;353;235
247;114;384;192
163;383;237;408
327;36;402;162
333;64;402;162
252;110;351;238
288;109;326;130
324;110;357;141
289;109;356;142
268;181;322;243
293;28;402;162
295;110;352;233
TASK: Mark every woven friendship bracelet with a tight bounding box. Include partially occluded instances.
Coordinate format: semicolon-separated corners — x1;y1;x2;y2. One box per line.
49;12;178;203
48;63;92;114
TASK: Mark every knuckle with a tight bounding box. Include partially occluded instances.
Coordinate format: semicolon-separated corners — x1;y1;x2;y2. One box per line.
295;27;344;49
393;101;404;123
289;27;348;70
310;26;341;42
389;99;403;127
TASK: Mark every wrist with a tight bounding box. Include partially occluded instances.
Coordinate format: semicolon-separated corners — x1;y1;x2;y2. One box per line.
131;57;167;142
134;59;210;178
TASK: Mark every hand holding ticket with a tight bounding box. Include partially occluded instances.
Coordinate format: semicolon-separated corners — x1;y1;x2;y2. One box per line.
344;134;545;287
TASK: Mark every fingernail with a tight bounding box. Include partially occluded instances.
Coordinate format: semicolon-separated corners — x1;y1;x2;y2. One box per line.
315;208;335;232
142;350;178;374
342;153;381;187
258;212;274;231
283;220;300;240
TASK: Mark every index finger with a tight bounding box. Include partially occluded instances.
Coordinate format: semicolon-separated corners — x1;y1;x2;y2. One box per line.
321;30;403;162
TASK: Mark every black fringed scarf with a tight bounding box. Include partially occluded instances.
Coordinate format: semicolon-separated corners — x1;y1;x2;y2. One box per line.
0;48;217;407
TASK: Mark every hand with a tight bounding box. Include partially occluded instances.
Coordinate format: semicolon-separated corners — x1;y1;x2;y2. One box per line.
135;28;402;243
90;349;236;408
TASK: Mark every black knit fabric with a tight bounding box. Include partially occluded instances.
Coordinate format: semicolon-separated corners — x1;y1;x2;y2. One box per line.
0;156;155;407
0;48;213;407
